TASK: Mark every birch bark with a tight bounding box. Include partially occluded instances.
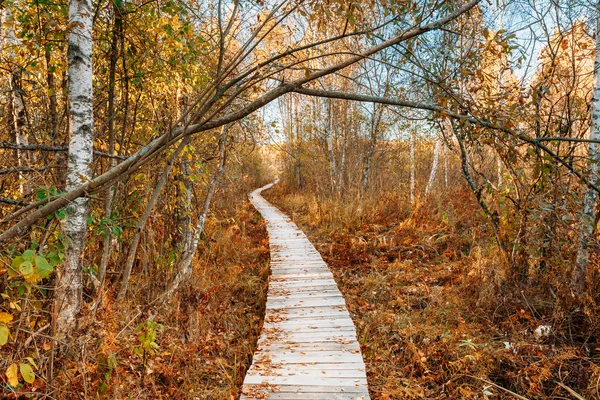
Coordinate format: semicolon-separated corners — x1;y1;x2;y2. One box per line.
443;142;448;188
54;0;94;340
326;98;337;191
425;139;441;197
362;105;382;191
572;3;600;296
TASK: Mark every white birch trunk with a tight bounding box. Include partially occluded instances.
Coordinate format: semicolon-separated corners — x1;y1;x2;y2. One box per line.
362;106;381;192
443;142;449;188
54;0;94;340
326;99;337;191
338;101;349;193
425;139;441;197
572;4;600;295
497;156;503;187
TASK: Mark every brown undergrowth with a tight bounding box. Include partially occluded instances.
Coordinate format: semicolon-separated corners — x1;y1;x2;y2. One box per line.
43;196;270;399
264;185;599;399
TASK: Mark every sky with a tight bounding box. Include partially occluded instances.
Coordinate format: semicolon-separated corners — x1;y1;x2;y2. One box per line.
258;0;599;144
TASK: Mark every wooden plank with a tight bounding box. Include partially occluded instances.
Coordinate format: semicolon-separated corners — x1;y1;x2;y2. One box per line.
243;384;368;393
256;341;361;352
247;365;365;377
242;393;367;400
266;297;347;309
263;319;356;329
243;375;368;386
243;182;370;400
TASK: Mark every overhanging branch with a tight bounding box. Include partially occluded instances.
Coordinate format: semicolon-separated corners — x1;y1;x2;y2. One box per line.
292;87;600;194
0;0;481;244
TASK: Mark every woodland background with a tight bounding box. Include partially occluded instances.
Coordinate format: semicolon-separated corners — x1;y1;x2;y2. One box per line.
0;0;600;398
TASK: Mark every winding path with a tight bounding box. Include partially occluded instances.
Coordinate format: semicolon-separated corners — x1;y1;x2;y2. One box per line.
241;181;370;400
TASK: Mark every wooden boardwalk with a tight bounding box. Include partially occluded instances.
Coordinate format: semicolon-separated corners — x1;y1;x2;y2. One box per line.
241;181;370;400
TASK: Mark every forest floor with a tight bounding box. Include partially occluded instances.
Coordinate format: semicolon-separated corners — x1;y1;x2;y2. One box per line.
264;186;597;399
47;196;270;399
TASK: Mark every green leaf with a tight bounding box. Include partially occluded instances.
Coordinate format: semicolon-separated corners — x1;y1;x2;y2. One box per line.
34;256;53;279
0;324;9;346
98;381;109;394
19;262;34;279
24;357;38;369
47;252;61;267
11;256;24;270
19;363;35;383
22;250;34;262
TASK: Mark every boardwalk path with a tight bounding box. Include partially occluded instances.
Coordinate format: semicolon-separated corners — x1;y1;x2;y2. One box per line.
241;181;370;400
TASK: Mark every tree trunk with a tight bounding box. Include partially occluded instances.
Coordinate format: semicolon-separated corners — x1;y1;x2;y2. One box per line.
117;137;190;300
98;6;122;288
451;118;508;263
3;6;28;195
497;156;503;187
163;126;229;299
410;125;416;207
294;95;302;188
362;105;382;192
443;142;449;188
54;0;94;343
45;47;58;138
326;98;337;191
572;3;600;296
425;139;441;197
338;101;349;193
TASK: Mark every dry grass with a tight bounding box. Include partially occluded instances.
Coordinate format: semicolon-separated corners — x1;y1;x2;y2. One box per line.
265;185;598;399
46;197;270;399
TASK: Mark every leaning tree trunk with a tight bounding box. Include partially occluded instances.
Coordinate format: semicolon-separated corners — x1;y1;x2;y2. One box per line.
163;126;228;299
117;137;190;300
54;0;94;343
425;138;441;197
572;4;600;296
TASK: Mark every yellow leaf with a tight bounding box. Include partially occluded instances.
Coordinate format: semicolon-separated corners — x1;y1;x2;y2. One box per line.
25;357;38;370
20;363;35;383
0;312;13;323
0;324;9;346
6;363;18;386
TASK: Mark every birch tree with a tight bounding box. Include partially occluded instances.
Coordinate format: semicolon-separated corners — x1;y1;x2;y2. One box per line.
0;0;482;242
54;0;94;341
425;138;442;197
572;1;600;296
